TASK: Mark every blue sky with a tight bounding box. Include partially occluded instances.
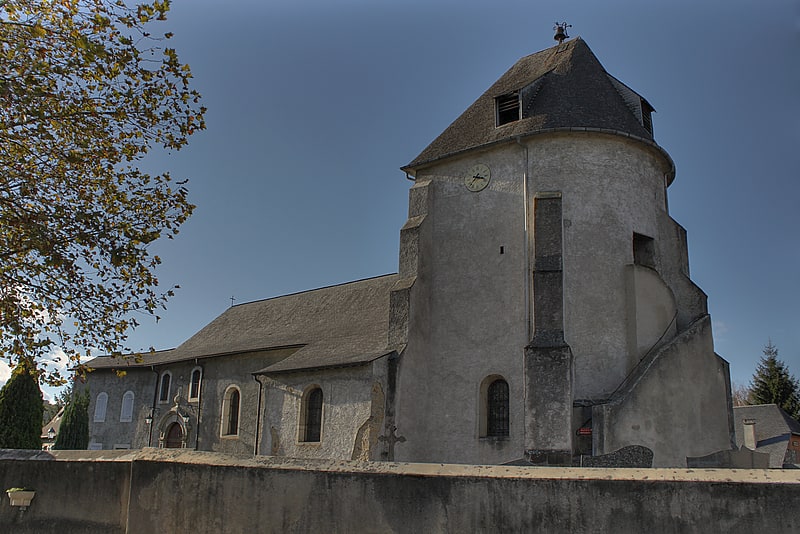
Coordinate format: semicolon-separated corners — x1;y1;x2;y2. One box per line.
7;0;798;400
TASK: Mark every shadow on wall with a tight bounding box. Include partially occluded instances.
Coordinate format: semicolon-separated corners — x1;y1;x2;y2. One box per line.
1;448;800;534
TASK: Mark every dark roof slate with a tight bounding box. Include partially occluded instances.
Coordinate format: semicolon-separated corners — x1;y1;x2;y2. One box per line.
87;348;176;369
87;274;397;373
404;37;653;171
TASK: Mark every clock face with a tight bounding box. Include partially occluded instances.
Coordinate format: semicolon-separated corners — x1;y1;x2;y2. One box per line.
465;163;491;192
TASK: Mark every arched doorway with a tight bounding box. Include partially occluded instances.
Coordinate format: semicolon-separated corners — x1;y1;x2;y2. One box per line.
164;422;184;448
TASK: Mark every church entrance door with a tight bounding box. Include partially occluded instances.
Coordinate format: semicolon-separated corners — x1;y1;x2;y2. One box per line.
164;422;184;448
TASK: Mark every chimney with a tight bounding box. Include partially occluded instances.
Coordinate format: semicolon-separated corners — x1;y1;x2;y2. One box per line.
743;418;757;450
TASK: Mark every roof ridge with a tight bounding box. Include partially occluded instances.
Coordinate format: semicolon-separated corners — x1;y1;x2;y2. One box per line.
231;273;398;308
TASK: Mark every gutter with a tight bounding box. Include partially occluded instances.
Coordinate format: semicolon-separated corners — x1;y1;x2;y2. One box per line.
252;374;264;456
194;360;203;450
516;136;531;341
148;366;158;447
402;127;676;186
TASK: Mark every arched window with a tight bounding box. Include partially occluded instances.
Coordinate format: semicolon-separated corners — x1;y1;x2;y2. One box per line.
479;376;509;438
221;386;241;437
119;391;134;422
93;392;108;423
158;371;172;403
188;367;202;401
486;379;509;437
300;387;323;442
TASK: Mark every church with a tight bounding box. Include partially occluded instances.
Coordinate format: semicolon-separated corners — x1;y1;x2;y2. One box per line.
81;35;735;467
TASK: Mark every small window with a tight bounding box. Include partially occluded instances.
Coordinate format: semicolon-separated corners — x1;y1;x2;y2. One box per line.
221;386;241;437
119;391;134;423
496;92;520;126
88;442;103;450
188;367;202;401
93;392;108;423
633;233;656;270
486;379;510;437
479;376;510;438
158;371;172;403
641;99;654;135
300;387;323;442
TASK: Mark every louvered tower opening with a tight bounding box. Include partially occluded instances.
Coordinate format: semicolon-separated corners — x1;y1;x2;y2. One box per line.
496;92;520;126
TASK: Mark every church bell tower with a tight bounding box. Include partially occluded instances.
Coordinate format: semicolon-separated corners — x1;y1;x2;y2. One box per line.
389;36;734;467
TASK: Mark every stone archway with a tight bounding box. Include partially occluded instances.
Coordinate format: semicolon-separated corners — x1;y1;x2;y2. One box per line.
164;422;184;448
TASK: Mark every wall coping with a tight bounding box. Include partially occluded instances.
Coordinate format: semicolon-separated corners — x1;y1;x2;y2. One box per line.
3;448;799;485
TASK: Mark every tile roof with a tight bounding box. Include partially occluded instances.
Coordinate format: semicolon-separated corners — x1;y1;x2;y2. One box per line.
404;37;655;171
87;274;398;373
733;404;800;467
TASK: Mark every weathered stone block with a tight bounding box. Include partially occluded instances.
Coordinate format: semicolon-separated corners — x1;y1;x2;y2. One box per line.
579;445;653;468
524;343;573;457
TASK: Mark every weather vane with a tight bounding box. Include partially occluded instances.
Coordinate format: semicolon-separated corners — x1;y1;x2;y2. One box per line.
554;21;572;44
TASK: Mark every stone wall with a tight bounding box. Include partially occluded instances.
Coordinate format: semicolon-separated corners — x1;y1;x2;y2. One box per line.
0;449;132;534
82;348;298;456
2;449;799;534
594;315;734;466
81;368;157;450
395;148;529;465
260;361;387;461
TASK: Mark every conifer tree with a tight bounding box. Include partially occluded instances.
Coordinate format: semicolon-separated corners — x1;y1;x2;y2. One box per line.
53;388;89;450
0;360;43;449
749;341;800;420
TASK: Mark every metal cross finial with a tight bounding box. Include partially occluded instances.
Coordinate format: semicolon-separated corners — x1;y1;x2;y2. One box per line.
230;295;236;307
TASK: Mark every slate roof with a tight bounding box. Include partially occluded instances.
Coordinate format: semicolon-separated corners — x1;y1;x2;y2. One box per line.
87;274;398;373
41;407;64;441
733;404;800;467
87;348;177;369
404;37;655;172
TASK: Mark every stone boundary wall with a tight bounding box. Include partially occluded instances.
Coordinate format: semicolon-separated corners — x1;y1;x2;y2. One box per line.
1;448;799;533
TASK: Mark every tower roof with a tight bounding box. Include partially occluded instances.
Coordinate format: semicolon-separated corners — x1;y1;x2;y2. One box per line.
404;38;657;171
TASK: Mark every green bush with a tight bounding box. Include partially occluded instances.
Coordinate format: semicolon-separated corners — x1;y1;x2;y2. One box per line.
53;388;89;450
0;362;44;449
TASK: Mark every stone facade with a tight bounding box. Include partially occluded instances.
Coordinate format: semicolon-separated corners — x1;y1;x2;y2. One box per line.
81;37;734;467
389;130;732;466
261;360;388;461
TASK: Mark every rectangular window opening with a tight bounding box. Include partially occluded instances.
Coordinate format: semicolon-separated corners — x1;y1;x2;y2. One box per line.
633;232;656;270
642;110;653;134
496;92;520;126
641;99;654;135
